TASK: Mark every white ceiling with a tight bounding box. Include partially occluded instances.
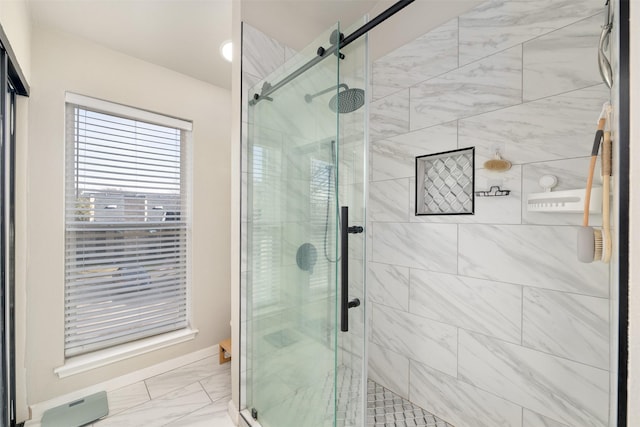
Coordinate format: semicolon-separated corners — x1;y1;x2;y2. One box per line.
28;0;233;89
27;0;480;91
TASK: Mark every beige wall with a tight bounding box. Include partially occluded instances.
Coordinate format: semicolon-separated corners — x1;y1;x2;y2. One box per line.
0;0;31;421
0;0;31;83
25;25;231;409
628;2;639;425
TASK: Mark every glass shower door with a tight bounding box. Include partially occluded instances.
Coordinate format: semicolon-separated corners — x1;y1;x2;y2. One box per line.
246;23;343;427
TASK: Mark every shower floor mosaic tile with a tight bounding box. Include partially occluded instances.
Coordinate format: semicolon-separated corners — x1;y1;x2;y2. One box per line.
366;381;454;427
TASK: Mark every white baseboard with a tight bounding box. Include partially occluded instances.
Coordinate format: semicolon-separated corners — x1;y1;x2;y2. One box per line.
25;345;217;426
228;398;239;426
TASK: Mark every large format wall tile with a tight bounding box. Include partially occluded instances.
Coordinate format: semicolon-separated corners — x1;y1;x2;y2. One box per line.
458;224;609;297
368;341;410;399
523;287;609;369
369;179;410;222
373;18;458;95
522;409;570;427
372;304;457;376
459;330;609;427
410;165;522;225
372;222;457;273
410;270;522;343
523;13;603;101
410;46;522;131
459;0;604;66
371;122;458;181
242;23;286;79
522;157;602;226
368;262;409;311
370;89;410;142
410;361;522;427
459;84;610;165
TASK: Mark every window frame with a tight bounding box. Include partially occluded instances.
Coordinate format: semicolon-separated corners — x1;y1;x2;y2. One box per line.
59;93;196;373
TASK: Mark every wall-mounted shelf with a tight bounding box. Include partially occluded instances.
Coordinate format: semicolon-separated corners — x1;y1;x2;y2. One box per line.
527;187;602;213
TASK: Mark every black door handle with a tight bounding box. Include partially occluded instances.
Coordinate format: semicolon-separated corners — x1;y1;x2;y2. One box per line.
340;206;362;332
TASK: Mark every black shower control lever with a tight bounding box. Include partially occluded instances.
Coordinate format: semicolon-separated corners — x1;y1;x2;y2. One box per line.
348;226;363;234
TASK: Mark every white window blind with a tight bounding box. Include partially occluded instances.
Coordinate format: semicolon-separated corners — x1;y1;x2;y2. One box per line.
64;94;191;357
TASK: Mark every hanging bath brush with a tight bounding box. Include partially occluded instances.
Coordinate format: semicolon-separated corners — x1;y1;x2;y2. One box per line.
577;103;612;263
484;150;511;172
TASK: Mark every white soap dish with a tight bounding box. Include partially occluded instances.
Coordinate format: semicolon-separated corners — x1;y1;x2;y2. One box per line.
527;187;602;213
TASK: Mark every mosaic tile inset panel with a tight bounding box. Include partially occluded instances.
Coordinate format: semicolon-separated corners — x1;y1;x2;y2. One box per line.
415;147;474;215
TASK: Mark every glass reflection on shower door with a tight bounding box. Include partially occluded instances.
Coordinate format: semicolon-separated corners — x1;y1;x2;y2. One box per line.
246;23;342;427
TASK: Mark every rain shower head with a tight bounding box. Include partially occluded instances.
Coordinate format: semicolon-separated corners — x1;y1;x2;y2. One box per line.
305;84;365;114
329;87;365;114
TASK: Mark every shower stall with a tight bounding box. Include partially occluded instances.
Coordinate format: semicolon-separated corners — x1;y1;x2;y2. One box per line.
242;19;369;427
239;1;626;426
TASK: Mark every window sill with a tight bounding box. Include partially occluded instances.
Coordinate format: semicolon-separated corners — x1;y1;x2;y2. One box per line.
54;328;199;379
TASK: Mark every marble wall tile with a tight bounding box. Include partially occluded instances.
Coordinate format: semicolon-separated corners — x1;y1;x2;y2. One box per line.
373;18;459;93
458;330;609;427
459;84;610;165
372;84;403;102
371;222;457;273
367;262;409;311
523;13;603;101
458;224;609;297
410;270;522;343
369;179;410;221
410;360;522;427
459;0;604;66
94;383;211;427
368;341;410;399
410;165;522;224
242;23;286;79
410;46;522;131
523;287;609;369
522;408;570;427
370;89;410;142
371;304;457;376
371;121;458;181
522;157;602;226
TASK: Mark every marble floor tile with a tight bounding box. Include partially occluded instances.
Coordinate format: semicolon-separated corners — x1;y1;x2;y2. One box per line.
105;381;150;417
199;363;232;403
170;394;234;427
145;356;219;399
94;383;212;427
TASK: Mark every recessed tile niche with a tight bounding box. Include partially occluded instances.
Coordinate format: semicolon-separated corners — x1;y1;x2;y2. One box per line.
415;147;475;215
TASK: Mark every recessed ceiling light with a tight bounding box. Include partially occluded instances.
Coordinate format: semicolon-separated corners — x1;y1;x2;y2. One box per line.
220;40;232;62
